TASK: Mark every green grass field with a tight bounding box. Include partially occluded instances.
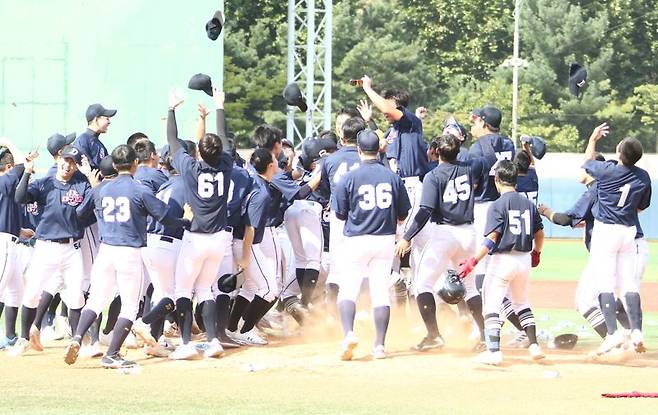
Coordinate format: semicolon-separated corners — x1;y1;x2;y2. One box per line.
532;239;658;282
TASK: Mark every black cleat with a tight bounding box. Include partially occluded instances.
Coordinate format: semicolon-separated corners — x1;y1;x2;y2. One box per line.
218;334;241;349
101;353;136;369
412;335;445;352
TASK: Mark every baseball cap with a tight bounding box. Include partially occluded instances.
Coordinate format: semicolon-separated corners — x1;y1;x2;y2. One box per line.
569;62;587;97
281;139;294;149
472;105;502;129
47;133;76;156
99;155;118;178
60;146;82;164
357;129;380;152
188;73;213;97
86;104;117;123
206;10;224;41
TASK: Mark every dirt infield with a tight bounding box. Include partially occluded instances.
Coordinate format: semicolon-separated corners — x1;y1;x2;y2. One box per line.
531;281;658;312
1;310;657;415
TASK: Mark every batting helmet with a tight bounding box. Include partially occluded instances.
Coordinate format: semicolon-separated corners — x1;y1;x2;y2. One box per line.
437;269;466;305
299;137;322;171
217;270;245;294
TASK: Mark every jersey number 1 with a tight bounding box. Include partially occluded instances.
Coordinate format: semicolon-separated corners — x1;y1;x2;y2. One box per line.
198;172;225;199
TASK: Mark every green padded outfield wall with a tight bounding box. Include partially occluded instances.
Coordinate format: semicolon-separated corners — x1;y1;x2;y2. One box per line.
0;0;221;172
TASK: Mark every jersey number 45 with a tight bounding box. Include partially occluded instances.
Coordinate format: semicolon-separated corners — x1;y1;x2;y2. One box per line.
443;175;471;204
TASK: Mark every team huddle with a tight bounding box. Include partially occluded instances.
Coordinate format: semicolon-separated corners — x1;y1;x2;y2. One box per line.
0;74;651;369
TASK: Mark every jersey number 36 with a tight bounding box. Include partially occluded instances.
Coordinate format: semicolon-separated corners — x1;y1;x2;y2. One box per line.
358;183;392;210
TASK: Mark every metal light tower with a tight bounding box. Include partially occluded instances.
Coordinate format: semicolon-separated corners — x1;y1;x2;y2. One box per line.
286;0;333;144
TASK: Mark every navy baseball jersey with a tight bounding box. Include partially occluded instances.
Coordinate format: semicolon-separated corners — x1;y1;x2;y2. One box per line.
153;175;188;240
17;174;92;240
227;166;254;229
73;129;108;170
172;148;233;234
321;146;362;205
233;175;273;244
385;107;429;178
564;181;598;251
516;168;539;204
484;191;543;253
0;165;26;236
419;160;483;225
334;160;411;236
267;170;305;227
457;146;470;162
135;166;169;195
78;174;189;248
583;160;651;227
21;202;42;231
467;133;516;202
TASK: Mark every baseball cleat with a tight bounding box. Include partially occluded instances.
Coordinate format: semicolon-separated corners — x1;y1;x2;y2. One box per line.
79;342;103;358
597;331;625;355
630;329;646;353
101;353;136;369
0;336;17;350
372;345;386;360
528;343;545;360
472;341;487;353
29;326;44;352
169;343;202;360
8;338;31;357
240;329;268;346
218;334;241;349
506;331;530;348
203;339;225;359
64;340;81;365
131;319;157;348
340;332;359;361
412;335;445;352
474;350;503;366
145;343;171;358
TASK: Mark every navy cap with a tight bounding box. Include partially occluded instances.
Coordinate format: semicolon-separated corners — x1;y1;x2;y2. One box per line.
99;155;118;178
520;135;547;160
472;105;502;129
281;139;294;149
357;129;380;152
47;132;76;156
318;137;338;157
188;73;213;97
569;63;587;97
206;10;224;41
86;104;117;123
283;83;308;112
60;145;82;164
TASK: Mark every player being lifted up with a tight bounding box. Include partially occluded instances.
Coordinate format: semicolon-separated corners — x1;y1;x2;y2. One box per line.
395;134;483;352
166;89;234;360
334;130;411;360
460;160;545;366
581;123;651;355
63;145;190;368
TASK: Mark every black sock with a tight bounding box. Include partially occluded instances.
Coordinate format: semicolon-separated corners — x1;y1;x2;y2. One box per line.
68;307;82;335
201;300;217;340
90;313;102;343
583;306;608;339
484;313;501;352
517;308;537;344
103;296;121;335
107;318;133;356
60;303;68;318
240;296;271;334
501;298;524;331
194;301;206;333
48;293;61;315
338;300;356;335
373;306;390;347
34;292;54;330
20;306;37;339
598;293;617;334
295;268;305;291
215;294;231;337
616;298;631;330
624;292;642;330
0;302;3;319
301;269;320;306
175;298;193;344
326;283;339;317
142;284;154;317
4;306;19;339
73;309;98;341
143;297;175;325
466;296;485;341
416;292;439;338
227;295;250;332
150;316;164;340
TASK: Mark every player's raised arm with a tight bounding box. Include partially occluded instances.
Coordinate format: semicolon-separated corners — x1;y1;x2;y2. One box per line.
360;75;403;122
167;89;184;153
195;103;208;140
212;88;232;153
584;123;609;160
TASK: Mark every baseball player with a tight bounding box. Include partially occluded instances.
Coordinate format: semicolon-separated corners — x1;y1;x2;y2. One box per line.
333;129;411;360
74;103;116;170
226;148;277;345
0;140;38;350
320;116;366;313
63;144;190;368
460;160;545;366
466;104;515;351
166;90;234;360
9;146;95;356
394;134;483;351
514;143;538;204
581;124;651;354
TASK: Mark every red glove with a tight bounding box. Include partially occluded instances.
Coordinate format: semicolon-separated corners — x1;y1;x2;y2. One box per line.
458;257;478;278
531;250;541;268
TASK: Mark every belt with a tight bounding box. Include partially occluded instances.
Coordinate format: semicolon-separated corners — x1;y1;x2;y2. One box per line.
224;226;233;233
159;236;181;243
48;238;76;244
